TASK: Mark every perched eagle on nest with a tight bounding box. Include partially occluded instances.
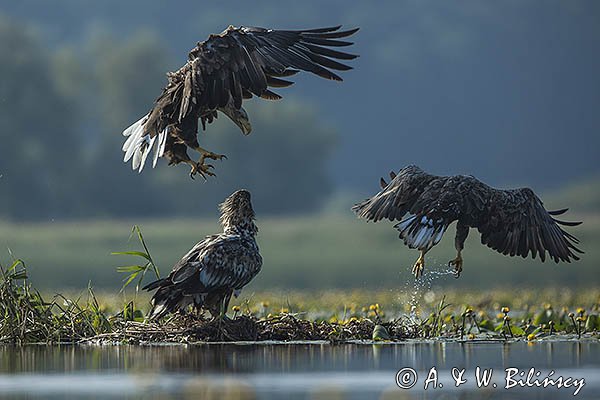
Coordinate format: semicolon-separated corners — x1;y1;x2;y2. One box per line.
122;25;359;179
353;165;583;279
143;189;262;319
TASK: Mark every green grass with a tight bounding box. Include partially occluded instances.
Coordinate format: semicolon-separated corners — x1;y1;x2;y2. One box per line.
0;211;598;290
2;257;599;344
0;259;113;344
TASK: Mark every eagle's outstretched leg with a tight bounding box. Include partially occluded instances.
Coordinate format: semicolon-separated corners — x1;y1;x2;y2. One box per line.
188;146;227;179
449;222;469;278
184;158;215;180
412;250;427;278
448;251;463;278
195;146;227;165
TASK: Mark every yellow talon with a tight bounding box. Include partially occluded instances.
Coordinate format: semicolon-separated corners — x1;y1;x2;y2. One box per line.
195;147;227;165
448;251;463;278
411;251;426;279
187;160;215;180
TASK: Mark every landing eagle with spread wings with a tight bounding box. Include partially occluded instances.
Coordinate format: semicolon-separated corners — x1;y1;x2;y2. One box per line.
122;25;358;178
353;165;583;278
143;189;261;319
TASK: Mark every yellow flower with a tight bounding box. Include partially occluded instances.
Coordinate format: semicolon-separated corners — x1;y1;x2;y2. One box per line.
467;333;476;340
232;305;241;312
577;307;585;315
261;301;270;308
280;308;289;314
369;304;377;311
527;333;536;341
501;307;510;314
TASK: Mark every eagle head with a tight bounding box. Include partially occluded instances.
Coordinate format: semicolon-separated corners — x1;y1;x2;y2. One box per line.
219;189;257;235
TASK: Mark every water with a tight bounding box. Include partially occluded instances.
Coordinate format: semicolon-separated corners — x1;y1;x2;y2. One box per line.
401;262;456;318
1;341;599;399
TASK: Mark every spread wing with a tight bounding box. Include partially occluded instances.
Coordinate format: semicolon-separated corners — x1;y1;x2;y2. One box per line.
354;166;583;261
477;188;583;262
352;165;458;250
122;25;358;173
186;25;359;114
352;166;438;223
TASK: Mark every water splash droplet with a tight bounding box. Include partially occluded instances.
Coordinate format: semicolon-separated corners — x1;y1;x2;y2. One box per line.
401;260;455;319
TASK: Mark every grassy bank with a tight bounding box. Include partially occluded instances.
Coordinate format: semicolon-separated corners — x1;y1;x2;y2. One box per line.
0;212;598;290
2;259;599;344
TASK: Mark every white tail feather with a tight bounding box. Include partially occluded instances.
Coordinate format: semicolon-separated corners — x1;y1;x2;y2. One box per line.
122;116;145;146
138;136;156;172
122;115;145;138
122;114;166;172
122;117;146;162
153;128;168;168
394;215;447;251
396;215;416;231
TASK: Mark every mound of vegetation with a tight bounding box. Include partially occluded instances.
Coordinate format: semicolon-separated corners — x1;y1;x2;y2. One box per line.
2;228;599;345
2;258;599;345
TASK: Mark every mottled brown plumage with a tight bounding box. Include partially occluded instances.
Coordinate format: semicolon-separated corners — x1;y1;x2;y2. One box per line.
353;165;583;278
122;25;359;179
143;190;262;320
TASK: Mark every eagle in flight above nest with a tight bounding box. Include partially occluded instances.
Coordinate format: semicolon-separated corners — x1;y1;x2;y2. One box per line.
122;25;359;179
353;165;583;279
143;189;262;319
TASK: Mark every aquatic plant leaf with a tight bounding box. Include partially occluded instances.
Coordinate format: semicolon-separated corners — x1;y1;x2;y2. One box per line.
116;265;145;273
586;314;599;331
111;251;151;261
372;324;391;341
509;325;525;336
479;320;495;331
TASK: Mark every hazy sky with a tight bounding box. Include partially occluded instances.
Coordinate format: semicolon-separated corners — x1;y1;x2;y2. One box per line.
3;0;600;193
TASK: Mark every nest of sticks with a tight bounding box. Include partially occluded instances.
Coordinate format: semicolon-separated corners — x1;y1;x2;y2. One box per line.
83;314;413;344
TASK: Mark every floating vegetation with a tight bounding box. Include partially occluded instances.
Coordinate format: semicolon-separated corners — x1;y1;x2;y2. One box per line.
79;295;600;344
2;258;599;345
1;234;599;345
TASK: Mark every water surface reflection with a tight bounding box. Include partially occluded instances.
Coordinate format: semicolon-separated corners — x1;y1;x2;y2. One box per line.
0;341;598;399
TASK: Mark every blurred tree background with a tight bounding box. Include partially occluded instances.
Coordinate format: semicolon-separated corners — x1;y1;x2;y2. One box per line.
1;1;599;221
0;1;599;289
0;12;338;219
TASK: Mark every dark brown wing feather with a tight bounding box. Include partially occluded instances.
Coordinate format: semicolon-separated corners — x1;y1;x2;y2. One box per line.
476;188;583;262
352;165;484;225
189;25;359;114
352;165;460;251
354;165;583;262
166;235;261;293
126;25;358;171
143;233;262;319
352;165;438;223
